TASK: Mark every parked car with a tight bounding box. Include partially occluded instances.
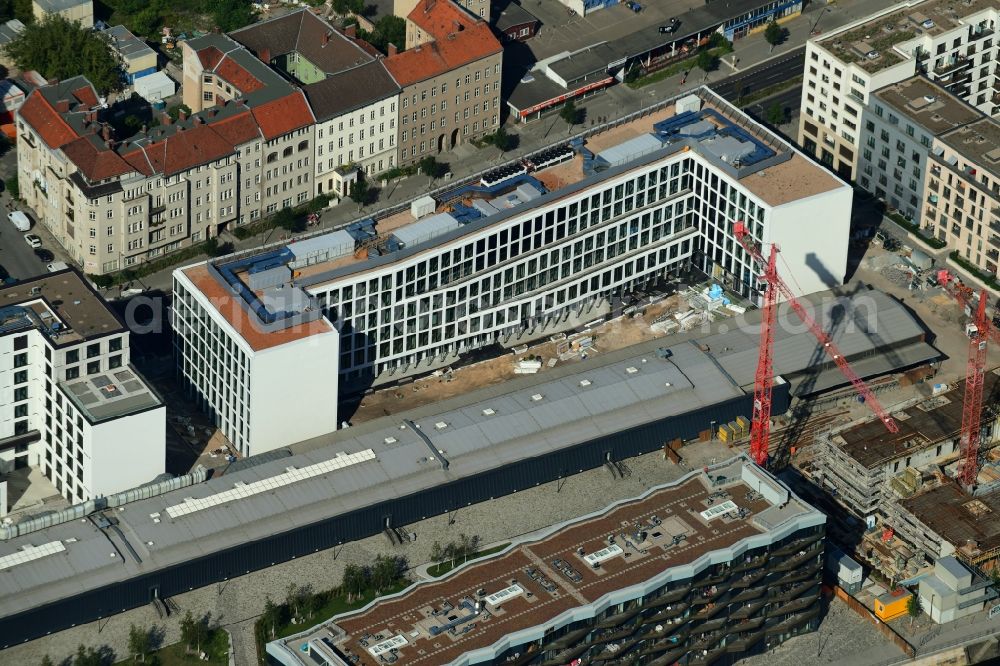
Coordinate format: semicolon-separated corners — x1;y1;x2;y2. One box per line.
33;247;55;262
46;261;70;273
627;1;642;12
8;210;31;232
24;234;42;248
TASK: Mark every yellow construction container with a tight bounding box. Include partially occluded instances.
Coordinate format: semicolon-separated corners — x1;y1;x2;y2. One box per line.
735;416;750;433
874;589;912;622
718;426;730;442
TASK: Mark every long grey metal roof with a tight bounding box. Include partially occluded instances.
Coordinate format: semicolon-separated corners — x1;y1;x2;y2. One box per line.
0;286;938;621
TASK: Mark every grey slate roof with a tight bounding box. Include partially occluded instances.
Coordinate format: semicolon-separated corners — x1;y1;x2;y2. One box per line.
302;60;400;121
495;2;538;31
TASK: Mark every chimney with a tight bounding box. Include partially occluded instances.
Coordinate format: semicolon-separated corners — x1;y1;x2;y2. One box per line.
212;25;220;34
161;112;172;125
388;42;398;57
260;47;271;63
47;77;58;86
54;99;70;113
141;124;148;134
101;124;111;141
322;30;331;47
344;24;356;38
178;108;188;121
85;110;98;122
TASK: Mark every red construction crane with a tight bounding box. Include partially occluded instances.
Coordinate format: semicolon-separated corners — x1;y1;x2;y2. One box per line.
936;270;994;487
734;222;899;465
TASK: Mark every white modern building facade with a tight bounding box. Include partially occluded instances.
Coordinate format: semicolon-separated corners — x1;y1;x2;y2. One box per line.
172;90;852;455
0;270;164;513
172;264;340;457
799;0;999;181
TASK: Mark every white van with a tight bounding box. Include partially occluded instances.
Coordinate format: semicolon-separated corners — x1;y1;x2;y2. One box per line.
47;261;70;273
8;210;31;232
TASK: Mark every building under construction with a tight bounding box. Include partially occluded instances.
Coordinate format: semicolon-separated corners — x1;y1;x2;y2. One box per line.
814;368;1000;580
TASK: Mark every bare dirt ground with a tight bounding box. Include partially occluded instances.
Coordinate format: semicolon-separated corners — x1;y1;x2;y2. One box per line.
352;294;685;423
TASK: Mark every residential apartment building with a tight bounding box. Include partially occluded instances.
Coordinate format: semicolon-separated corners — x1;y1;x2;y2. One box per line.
172;89;853;453
224;10;401;186
859;76;979;224
0;270;164;512
799;0;999;180
269;455;826;666
924;116;1000;277
385;0;503;165
17;62;315;274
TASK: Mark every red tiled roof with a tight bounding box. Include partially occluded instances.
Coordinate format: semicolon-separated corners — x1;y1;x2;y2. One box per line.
120;145;157;177
197;46;225;70
17;92;78;149
208;109;261;147
61;136;135;181
72;85;98;108
250;90;313;141
162;123;236;176
215;55;265;94
384;0;501;86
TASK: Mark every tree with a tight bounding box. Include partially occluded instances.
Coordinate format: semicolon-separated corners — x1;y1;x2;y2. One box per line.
764;21;785;51
371;554;400;594
560;100;580;128
128;624;151;662
443;541;457;569
708;32;730;50
696;51;719;73
342;563;367;602
419;156;440;179
90;273;115;289
166;104;192;122
180;611;209;655
906;593;922;626
366;15;406;54
261;596;281;640
129;7;160;38
488;127;512;152
73;645;102;666
213;0;258;32
5;174;18;200
4;15;122;93
348;178;369;211
430;540;444;565
285;582;309;622
40;656;54;666
766;102;785;126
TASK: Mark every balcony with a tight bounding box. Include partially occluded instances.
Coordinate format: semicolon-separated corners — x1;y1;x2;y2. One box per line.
989;234;1000;248
647;602;688;624
732;569;768;590
934;55;970;76
769;580;819;605
773;533;822;558
731;585;767;604
731;597;768;620
732;554;768;574
766;595;818;619
726;629;765;653
773;549;819;573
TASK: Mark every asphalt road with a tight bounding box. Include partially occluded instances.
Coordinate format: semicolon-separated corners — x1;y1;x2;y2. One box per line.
710;46;805;103
0;195;54;282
